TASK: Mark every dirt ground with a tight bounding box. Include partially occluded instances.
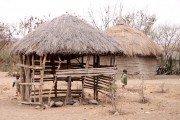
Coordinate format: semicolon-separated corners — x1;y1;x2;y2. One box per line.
0;72;180;120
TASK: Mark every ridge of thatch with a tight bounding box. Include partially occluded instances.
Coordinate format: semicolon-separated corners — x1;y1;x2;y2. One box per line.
105;24;162;57
11;15;124;56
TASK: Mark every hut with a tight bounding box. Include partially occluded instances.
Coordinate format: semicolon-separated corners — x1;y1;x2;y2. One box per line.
105;22;162;78
11;15;124;105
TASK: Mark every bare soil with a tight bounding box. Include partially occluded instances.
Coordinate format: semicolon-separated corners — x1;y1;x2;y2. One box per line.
0;72;180;120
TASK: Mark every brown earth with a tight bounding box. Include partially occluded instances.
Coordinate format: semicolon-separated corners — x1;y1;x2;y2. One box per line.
0;72;180;120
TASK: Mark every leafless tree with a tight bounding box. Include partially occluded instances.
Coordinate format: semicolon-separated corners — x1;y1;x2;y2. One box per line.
122;10;157;35
17;15;50;37
88;2;157;36
0;22;16;50
152;24;180;59
88;2;123;30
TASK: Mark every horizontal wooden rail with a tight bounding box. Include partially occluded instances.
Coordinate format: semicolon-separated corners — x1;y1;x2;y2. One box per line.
17;64;43;70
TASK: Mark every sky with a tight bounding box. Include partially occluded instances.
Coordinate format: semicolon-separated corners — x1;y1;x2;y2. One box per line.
0;0;180;25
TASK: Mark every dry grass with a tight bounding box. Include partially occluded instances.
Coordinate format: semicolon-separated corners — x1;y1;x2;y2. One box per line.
11;14;124;56
105;23;162;57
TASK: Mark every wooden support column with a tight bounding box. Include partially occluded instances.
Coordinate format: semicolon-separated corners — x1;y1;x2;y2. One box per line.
39;55;47;105
93;55;96;99
31;54;36;102
96;55;100;100
51;55;57;98
19;54;25;101
93;55;99;100
65;56;72;105
24;55;31;102
81;56;84;68
81;55;90;100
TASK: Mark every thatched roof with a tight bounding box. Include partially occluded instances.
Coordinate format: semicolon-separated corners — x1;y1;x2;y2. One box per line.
105;23;162;57
12;15;124;56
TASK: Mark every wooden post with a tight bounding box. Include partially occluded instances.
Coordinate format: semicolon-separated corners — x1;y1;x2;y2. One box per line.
39;55;47;105
81;56;84;68
93;55;99;100
51;55;57;98
19;54;24;101
81;55;90;100
81;55;84;99
96;55;100;100
93;55;96;99
64;56;71;105
31;54;36;102
24;55;31;102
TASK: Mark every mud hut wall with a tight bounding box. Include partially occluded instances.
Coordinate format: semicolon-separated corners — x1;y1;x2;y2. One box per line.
116;56;158;79
99;56;159;79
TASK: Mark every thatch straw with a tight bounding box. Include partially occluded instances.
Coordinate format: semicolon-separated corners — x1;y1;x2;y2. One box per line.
11;15;124;56
105;23;162;57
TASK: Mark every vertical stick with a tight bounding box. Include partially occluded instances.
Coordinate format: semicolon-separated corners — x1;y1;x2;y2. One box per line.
81;55;85;99
65;56;71;105
81;56;84;68
31;54;36;102
51;55;57;98
82;55;90;100
96;55;100;100
39;55;47;105
19;54;24;101
93;55;96;99
25;55;31;102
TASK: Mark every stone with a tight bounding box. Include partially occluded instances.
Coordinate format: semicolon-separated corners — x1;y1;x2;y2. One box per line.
35;106;41;109
49;100;55;107
43;104;48;109
88;99;98;105
73;99;79;103
73;102;80;107
113;111;119;116
54;101;63;107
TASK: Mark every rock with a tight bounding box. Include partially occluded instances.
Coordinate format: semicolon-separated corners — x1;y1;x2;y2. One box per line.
113;111;119;116
43;104;48;109
54;101;63;107
35;106;41;109
88;99;98;105
49;100;55;107
73;99;79;103
150;108;155;111
73;102;80;107
145;111;151;114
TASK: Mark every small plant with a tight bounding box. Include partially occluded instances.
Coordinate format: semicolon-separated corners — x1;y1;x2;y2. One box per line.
138;75;148;103
159;82;165;93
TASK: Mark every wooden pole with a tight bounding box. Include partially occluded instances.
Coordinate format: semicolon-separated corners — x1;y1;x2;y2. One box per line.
24;55;31;102
31;54;36;102
51;55;57;98
81;55;90;100
39;55;47;105
19;54;24;101
96;55;100;100
65;56;71;105
81;56;84;68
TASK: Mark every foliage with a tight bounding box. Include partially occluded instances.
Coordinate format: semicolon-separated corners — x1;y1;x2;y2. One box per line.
157;55;180;75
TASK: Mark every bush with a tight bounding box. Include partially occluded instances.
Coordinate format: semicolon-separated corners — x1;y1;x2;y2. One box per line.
0;46;19;75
